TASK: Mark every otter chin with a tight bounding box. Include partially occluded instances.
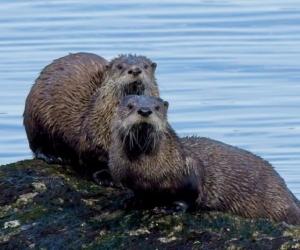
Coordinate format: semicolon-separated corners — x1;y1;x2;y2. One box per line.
120;122;159;161
122;80;145;96
109;95;300;225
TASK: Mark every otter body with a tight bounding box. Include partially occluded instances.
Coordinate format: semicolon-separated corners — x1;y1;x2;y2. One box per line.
183;137;300;224
109;95;300;224
24;53;159;175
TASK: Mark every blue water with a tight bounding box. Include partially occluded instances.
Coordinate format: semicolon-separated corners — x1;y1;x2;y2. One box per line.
0;0;299;197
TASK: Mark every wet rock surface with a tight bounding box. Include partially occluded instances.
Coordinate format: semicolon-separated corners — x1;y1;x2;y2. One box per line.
1;160;300;250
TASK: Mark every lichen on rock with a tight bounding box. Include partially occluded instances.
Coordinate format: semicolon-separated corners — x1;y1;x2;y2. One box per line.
1;160;300;249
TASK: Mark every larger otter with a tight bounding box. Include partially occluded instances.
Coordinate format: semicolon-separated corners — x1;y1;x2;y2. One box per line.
23;53;159;175
109;95;300;224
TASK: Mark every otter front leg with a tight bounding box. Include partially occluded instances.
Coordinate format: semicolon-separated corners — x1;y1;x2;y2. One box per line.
184;156;206;208
78;145;111;183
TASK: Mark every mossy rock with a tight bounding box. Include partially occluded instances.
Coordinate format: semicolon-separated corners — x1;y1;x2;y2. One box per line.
1;160;300;249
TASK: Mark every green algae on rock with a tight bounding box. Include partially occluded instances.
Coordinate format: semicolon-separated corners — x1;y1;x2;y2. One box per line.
1;160;300;250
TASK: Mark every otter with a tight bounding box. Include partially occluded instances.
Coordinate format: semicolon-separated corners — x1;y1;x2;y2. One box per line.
23;52;159;176
109;95;300;224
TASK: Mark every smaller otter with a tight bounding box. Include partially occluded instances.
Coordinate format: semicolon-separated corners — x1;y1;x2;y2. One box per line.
109;95;300;224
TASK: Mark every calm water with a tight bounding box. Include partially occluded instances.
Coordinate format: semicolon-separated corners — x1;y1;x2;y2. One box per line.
0;0;300;197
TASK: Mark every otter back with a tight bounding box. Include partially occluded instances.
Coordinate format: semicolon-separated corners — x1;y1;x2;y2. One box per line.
24;52;108;165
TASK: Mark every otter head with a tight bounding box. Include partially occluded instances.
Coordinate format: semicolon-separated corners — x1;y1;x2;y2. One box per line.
113;95;169;161
104;55;158;97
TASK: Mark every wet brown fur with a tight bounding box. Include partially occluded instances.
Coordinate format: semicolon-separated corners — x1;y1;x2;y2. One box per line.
23;53;159;175
109;95;300;225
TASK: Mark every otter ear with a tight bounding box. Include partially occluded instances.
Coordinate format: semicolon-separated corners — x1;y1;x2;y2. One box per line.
151;62;157;70
116;100;120;106
105;64;111;70
163;101;169;109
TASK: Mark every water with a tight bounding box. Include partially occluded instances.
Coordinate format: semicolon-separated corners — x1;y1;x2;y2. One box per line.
0;0;299;197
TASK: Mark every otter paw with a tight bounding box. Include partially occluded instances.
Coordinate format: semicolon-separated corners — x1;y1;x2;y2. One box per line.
152;201;189;214
173;201;189;212
92;170;114;187
35;151;62;165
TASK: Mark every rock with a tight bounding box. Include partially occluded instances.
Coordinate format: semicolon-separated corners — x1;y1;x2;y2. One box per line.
0;160;300;249
3;220;20;229
32;182;47;192
16;192;38;205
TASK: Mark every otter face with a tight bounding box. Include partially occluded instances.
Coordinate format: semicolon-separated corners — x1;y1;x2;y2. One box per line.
113;95;169;160
116;95;169;132
106;55;157;96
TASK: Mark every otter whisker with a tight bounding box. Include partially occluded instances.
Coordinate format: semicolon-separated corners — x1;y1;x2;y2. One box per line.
129;131;134;150
122;128;131;148
130;131;136;150
136;127;145;151
131;130;138;150
150;132;157;152
151;132;159;152
143;128;153;152
134;125;143;150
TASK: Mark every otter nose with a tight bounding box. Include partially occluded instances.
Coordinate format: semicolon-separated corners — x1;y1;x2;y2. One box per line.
137;108;152;117
128;67;142;76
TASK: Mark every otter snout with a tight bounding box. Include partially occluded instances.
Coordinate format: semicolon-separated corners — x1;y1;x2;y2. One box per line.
128;67;142;76
137;107;152;117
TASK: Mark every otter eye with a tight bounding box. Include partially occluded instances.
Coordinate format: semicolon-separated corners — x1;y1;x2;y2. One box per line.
127;103;134;110
144;64;148;69
117;64;123;70
155;105;160;111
